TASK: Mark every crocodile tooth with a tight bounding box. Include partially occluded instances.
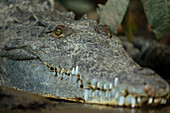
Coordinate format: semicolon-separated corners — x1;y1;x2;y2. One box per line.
114;77;118;87
119;96;125;106
109;83;112;89
75;65;79;75
125;95;131;105
98;90;102;96
101;92;106;100
90;90;93;98
131;97;136;108
137;97;141;103
114;90;119;99
105;90;109;99
72;68;75;75
107;92;111;99
94;90;100;100
111;88;117;97
160;98;167;104
154;98;161;104
84;89;89;101
96;82;101;88
94;90;99;97
60;70;63;74
148;97;153;104
103;83;107;90
92;91;95;97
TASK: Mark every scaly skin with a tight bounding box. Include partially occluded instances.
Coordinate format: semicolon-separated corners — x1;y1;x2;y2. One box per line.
0;0;169;107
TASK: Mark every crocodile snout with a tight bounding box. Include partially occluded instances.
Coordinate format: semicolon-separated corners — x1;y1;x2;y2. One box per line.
133;68;169;97
81;67;169;107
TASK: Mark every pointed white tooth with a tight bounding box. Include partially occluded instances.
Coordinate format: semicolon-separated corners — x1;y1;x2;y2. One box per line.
119;96;125;106
84;89;89;101
102;92;106;100
103;84;107;90
61;70;63;74
115;91;119;99
105;91;109;98
99;91;102;96
95;90;100;100
154;98;161;104
97;82;101;88
75;65;79;75
106;90;109;95
131;97;136;108
107;92;111;99
114;77;118;87
160;98;167;104
72;68;75;74
148;97;153;104
137;97;141;103
92;92;95;97
109;83;112;89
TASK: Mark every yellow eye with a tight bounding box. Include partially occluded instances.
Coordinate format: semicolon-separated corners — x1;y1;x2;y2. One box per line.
53;25;65;39
55;28;62;36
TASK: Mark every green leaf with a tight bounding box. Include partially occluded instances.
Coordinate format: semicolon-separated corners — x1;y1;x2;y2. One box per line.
141;0;170;39
97;0;129;34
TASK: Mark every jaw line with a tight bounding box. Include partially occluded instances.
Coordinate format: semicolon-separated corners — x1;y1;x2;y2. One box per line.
39;60;169;107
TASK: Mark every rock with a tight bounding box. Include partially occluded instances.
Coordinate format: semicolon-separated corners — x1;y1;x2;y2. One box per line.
0;86;55;112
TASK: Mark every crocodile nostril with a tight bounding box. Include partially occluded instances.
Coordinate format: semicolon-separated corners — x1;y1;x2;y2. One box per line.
134;68;156;76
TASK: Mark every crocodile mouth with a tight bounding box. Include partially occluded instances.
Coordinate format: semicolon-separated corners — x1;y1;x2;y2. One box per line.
1;37;169;108
42;62;169;108
1;41;169;108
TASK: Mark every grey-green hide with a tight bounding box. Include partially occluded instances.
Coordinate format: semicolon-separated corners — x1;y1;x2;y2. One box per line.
0;0;169;107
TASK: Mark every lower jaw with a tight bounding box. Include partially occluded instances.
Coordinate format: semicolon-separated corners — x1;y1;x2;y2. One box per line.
82;89;168;108
85;97;168;108
42;87;168;108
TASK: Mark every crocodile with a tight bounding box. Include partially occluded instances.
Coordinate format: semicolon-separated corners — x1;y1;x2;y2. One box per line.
0;0;169;108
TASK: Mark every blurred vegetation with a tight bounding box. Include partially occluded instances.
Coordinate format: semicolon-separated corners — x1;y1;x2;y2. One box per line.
97;0;170;41
56;0;170;42
56;0;95;17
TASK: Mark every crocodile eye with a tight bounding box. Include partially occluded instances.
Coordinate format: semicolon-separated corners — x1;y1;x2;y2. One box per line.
55;28;62;36
53;25;65;39
52;25;73;39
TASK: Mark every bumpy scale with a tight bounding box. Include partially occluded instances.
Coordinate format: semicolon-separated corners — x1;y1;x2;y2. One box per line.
0;0;169;108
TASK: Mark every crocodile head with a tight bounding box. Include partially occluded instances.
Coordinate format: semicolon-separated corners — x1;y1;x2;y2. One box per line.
0;0;169;107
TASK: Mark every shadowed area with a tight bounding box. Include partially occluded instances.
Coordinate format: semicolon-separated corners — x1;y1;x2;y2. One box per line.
0;86;169;113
